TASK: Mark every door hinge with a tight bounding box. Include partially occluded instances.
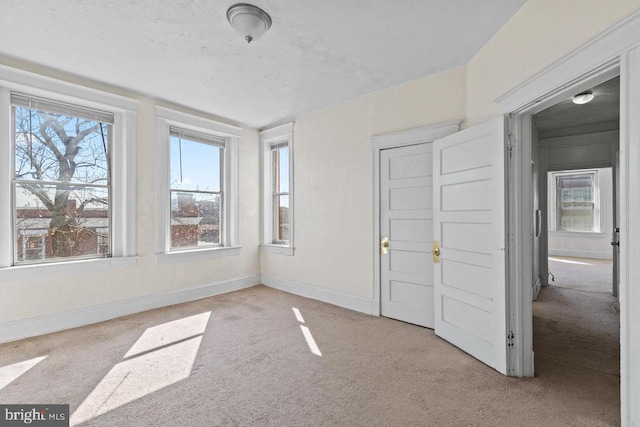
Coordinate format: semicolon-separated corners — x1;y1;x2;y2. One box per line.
507;330;515;348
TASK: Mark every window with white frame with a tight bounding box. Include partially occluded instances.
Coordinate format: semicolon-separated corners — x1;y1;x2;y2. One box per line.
549;170;600;233
259;123;294;255
0;79;137;274
155;107;241;262
169;128;224;249
11;94;113;264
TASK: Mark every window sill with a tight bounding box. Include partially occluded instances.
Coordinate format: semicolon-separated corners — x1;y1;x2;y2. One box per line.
0;256;138;283
549;231;606;238
155;246;241;264
260;244;294;256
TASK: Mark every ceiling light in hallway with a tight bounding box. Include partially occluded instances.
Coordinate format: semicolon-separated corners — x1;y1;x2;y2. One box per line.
572;90;594;104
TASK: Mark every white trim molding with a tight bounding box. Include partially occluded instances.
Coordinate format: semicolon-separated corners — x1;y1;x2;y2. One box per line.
496;9;640;114
496;10;640;425
620;46;640;427
155;107;242;138
261;275;375;315
156;246;241;264
370;121;460;316
0;275;261;344
0;64;138;112
370;120;461;150
0;68;137;276
155;107;241;261
0;256;137;283
259;123;294;255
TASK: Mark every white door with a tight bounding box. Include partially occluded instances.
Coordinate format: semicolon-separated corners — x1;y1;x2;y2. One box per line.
380;143;434;328
432;117;508;374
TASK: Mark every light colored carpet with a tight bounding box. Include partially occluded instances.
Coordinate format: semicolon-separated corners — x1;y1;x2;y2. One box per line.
0;282;620;426
548;256;613;294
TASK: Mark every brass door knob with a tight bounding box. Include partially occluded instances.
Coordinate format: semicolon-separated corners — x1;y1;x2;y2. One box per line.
381;237;389;255
432;241;440;263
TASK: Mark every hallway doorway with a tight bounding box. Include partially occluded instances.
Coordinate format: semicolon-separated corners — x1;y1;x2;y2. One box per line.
533;255;620;424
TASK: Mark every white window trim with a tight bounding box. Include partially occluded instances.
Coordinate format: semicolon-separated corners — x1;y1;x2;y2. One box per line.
0;66;138;278
155;107;241;263
548;169;601;233
259;123;294;256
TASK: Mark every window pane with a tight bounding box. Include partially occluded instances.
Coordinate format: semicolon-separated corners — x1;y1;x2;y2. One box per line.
273;194;289;243
15;184;110;262
14;106;110;185
275;146;289;193
171;191;221;248
556;174;595;232
559;202;594;232
170;135;221;192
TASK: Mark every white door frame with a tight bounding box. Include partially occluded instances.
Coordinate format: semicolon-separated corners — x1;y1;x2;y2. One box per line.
496;9;640;426
370;121;459;316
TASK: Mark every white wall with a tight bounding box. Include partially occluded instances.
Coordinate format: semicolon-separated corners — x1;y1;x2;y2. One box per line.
3;0;640;332
0;56;261;327
262;1;640;305
260;67;467;301
466;0;640;127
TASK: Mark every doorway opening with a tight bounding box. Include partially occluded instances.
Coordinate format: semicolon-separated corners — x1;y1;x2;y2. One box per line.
529;76;621;422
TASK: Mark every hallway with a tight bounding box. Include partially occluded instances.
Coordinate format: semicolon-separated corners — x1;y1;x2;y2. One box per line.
534;256;620;425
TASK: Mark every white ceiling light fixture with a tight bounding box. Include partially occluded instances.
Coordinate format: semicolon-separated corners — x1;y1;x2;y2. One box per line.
572;90;595;105
226;3;272;44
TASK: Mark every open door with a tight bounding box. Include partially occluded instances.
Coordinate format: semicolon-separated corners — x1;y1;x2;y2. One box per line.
432;117;508;374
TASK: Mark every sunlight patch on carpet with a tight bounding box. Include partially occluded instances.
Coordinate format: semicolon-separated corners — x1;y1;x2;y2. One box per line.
70;312;211;426
124;312;211;358
300;325;322;357
549;257;593;266
292;307;305;323
0;355;47;391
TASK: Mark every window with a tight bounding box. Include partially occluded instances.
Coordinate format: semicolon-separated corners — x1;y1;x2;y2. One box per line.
155;107;241;262
0;68;136;276
11;94;113;264
549;170;601;233
169;129;223;249
272;142;290;244
260;123;294;255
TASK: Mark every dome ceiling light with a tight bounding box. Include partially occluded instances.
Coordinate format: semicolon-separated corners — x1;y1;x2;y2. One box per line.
226;3;272;44
572;90;595;105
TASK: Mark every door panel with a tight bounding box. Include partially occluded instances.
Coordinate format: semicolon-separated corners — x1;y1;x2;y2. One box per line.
381;143;434;328
433;117;508;374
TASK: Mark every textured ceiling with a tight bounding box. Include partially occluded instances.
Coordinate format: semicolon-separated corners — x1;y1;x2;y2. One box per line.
0;0;526;128
534;77;620;135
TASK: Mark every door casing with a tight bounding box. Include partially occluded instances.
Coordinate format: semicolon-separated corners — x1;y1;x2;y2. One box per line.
496;13;640;424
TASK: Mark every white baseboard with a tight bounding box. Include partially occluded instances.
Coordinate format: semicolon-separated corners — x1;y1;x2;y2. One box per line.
549;249;613;259
261;275;376;315
0;274;261;344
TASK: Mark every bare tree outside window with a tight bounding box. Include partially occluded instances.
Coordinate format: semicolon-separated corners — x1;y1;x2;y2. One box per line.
13;97;112;263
